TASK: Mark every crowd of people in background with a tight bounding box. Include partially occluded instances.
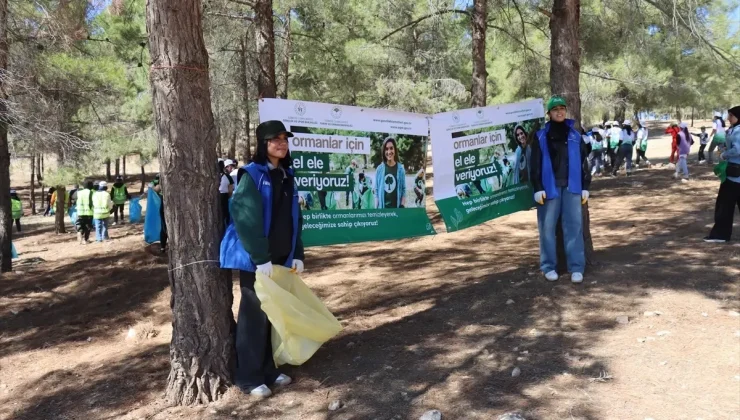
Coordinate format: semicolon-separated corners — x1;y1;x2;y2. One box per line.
578;111;731;183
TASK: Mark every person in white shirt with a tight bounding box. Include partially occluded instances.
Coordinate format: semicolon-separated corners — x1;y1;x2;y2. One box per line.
635;123;651;167
612;120;636;176
220;159;236;227
707;112;727;165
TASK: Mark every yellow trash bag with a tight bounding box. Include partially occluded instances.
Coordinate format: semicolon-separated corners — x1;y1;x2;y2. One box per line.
255;266;342;366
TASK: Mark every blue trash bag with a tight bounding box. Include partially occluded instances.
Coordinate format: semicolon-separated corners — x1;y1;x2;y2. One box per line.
144;189;162;244
11;242;18;259
129;197;142;224
68;205;77;226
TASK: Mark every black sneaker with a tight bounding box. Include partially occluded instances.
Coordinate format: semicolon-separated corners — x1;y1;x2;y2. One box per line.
703;236;727;243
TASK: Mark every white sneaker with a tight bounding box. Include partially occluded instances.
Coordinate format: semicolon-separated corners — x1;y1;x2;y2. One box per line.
273;374;292;387
571;273;584;283
545;271;559;282
699;160;706;164
249;384;272;398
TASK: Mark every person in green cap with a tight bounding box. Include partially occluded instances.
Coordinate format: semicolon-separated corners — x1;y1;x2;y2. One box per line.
529;95;590;284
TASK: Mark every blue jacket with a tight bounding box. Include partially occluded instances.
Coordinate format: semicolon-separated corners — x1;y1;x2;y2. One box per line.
220;163;300;272
532;119;586;200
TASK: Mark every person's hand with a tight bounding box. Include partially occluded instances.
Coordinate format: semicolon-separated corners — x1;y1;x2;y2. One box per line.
720;153;727;161
534;191;546;205
581;190;590;204
291;259;304;274
256;262;273;278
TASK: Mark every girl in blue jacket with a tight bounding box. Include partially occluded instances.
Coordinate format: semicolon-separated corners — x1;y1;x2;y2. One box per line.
220;120;304;398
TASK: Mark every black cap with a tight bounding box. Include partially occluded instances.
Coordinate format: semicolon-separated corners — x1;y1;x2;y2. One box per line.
256;120;293;142
115;175;123;181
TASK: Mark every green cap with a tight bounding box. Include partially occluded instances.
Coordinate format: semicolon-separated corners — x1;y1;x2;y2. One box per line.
546;95;567;112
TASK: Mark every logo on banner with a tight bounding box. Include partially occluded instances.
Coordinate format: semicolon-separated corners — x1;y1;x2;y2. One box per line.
294;102;307;116
452;112;461;124
331;106;343;119
476;109;484;119
384;174;397;194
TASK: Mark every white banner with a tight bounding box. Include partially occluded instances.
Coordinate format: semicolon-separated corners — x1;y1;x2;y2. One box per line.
258;98;436;246
430;99;545;232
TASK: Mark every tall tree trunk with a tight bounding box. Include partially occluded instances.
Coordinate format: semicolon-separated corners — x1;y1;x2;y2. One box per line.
240;36;252;162
55;185;66;234
230;91;237;159
255;0;276;98
36;154;42;183
550;0;582;129
0;0;11;272
471;0;487;107
115;158;120;177
105;159;112;181
549;0;594;266
229;128;237;160
123;155;127;179
146;0;234;405
30;156;36;214
140;164;146;194
278;9;291;99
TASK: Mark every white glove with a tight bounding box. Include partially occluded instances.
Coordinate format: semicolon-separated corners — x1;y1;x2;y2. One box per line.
256;262;273;278
581;190;590;204
534;191;546;205
291;259;305;274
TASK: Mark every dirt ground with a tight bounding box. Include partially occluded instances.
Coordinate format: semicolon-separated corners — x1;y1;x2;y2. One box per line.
1;120;738;420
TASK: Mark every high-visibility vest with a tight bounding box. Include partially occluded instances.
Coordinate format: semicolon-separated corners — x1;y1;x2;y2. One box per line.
76;189;94;217
92;191;111;219
11;199;22;219
112;185;127;204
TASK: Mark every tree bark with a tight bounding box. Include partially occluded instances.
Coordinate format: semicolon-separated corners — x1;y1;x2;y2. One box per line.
146;0;234;405
549;0;581;129
140;164;145;194
115;158;120;177
105;159;112;181
229;128;237;160
255;0;276;98
549;0;594;266
471;0;487;107
123;155;127;178
278;9;291;99
55;185;66;234
30;156;36;215
240;35;252;162
36;154;42;183
0;0;11;272
40;154;44;178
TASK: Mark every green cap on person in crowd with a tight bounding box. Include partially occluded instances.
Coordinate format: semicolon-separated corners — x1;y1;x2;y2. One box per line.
546;95;567;112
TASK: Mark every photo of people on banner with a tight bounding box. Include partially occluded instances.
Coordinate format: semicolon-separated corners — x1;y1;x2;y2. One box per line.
289;127;427;212
431;99;546;232
452;120;540;200
258;98;435;247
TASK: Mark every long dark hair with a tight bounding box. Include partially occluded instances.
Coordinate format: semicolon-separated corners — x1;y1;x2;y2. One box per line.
623;125;633;136
715;115;726;128
681;126;691;144
251;138;293;169
381;137;398;165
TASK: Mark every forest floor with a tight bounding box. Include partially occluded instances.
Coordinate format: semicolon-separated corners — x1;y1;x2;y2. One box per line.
1;120;739;420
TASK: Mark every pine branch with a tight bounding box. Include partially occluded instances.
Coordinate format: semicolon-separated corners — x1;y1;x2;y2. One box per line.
641;0;740;70
207;12;253;21
227;0;255;7
381;9;470;41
